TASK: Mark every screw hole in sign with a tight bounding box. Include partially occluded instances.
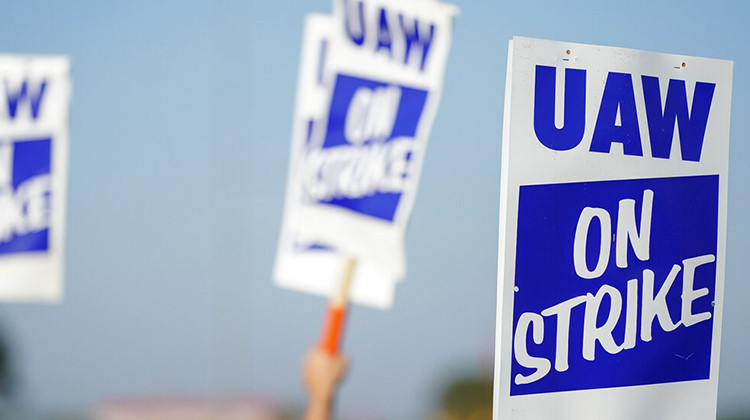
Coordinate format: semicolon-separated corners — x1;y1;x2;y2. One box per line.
562;49;572;62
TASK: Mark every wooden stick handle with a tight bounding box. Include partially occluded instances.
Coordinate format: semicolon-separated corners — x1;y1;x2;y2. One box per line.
320;257;356;355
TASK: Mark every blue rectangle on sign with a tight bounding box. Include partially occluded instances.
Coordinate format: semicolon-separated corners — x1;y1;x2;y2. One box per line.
0;138;52;255
511;175;718;395
303;73;427;222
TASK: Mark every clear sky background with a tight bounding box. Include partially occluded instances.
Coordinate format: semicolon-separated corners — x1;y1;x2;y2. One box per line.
0;1;748;419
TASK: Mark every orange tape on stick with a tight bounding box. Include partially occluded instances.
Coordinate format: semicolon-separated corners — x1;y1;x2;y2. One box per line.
319;257;356;355
320;305;347;355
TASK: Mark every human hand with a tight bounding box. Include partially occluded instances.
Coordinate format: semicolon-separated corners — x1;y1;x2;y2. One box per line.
302;347;349;401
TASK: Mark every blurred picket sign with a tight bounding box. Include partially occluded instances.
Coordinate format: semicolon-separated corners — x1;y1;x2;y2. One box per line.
274;0;457;310
0;55;71;302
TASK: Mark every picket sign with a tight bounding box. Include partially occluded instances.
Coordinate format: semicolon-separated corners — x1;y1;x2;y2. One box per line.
493;37;732;419
274;0;457;354
275;0;456;310
298;0;458;280
275;14;400;312
0;55;71;302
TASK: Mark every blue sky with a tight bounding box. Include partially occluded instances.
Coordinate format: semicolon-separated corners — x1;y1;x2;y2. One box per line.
0;1;748;418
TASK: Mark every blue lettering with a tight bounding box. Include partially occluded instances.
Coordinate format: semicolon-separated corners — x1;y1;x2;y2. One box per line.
5;79;47;120
533;66;717;163
533;66;587;151
344;0;365;46
398;14;434;71
642;76;715;162
590;72;642;156
375;8;393;57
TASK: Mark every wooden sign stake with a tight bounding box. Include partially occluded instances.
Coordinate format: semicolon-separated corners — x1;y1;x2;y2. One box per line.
319;257;356;355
